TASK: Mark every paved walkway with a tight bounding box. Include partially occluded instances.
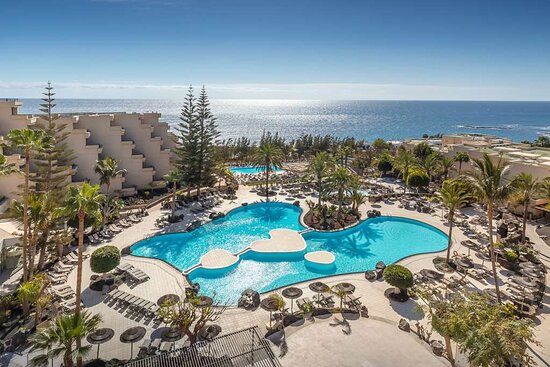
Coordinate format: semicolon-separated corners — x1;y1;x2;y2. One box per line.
6;184;550;366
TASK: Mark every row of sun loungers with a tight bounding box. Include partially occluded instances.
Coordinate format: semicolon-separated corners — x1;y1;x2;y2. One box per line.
106;289;159;318
115;263;150;283
88;214;144;244
139;338;175;356
46;252;89;284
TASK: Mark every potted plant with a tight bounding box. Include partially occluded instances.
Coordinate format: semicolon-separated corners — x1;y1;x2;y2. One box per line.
383;264;414;302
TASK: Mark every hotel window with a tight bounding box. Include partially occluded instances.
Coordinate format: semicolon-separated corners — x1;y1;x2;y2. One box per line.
11;107;17;115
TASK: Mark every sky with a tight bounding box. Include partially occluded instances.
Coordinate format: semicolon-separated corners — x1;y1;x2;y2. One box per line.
1;0;550;100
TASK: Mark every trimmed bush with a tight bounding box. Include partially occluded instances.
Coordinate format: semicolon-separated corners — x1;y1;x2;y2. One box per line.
90;245;121;274
383;264;414;292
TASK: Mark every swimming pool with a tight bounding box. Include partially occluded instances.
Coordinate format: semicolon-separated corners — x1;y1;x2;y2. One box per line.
131;202;447;304
229;166;284;175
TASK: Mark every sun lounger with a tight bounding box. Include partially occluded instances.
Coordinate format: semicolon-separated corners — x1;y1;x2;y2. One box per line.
140;338;152;353
126;267;150;283
150;338;162;351
160;342;172;353
115;263;134;273
117;219;132;228
109;224;123;233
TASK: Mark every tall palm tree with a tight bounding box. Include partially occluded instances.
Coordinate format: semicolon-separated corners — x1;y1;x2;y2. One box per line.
252;143;284;201
454;151;469;175
94;157;127;193
164;170;183;218
438;156;455;181
60;183;104;367
463;154;511;303
394;149;417;193
61;183;105;317
309;151;333;207
7;128;54;281
330;166;352;220
9;193;50;277
94;157;126;228
511;173;540;243
29;311;101;367
439;180;471;264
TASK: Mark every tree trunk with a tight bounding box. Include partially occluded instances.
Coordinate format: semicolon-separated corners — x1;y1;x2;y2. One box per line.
446;211;454;264
28;234;37;278
37;241;47;271
22;151;30;281
487;204;502;303
171;184;176;218
75;210;85;367
75;210;84;316
64;351;73;367
265;168;270;201
458;161;462;175
444;335;455;366
521;199;529;243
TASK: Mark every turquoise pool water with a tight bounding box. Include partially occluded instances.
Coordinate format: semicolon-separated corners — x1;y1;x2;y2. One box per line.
229;165;284;174
131;202;447;304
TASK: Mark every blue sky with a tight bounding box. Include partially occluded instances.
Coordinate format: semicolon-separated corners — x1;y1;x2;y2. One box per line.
1;0;550;100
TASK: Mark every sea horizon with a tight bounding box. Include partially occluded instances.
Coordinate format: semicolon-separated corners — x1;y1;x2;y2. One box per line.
15;98;550;143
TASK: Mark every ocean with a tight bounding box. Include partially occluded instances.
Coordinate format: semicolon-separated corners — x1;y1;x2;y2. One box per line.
18;99;550;142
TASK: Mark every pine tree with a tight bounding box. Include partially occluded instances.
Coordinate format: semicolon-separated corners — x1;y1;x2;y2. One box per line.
195;86;220;195
174;86;199;196
33;82;75;267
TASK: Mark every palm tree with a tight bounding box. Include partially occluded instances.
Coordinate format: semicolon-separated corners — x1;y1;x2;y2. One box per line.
9;193;50;277
94;157;126;228
350;191;367;214
252;143;284;201
308;151;333;207
454;151;469;174
511;173;540;243
394;148;417;193
94;157;127;194
439;180;470;264
29;311;101;367
61;183;105;317
7;128;54;281
60;183;104;367
330;166;352;220
463;154;511;303
164;170;183;218
214;164;234;190
438;156;455;181
420;152;440;183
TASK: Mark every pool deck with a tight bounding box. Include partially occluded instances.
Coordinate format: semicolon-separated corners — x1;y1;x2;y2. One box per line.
7;182;550;367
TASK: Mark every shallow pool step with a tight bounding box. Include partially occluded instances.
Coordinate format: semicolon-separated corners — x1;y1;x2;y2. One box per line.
299;228;314;234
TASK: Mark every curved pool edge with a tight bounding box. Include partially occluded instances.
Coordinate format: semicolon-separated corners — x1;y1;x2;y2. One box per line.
127;200;449;306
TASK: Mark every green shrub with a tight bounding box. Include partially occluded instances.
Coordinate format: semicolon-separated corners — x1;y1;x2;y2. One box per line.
90;245;121;274
383;264;414;291
503;250;519;263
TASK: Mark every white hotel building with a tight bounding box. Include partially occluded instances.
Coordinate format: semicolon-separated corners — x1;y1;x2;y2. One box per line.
0;99;177;204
